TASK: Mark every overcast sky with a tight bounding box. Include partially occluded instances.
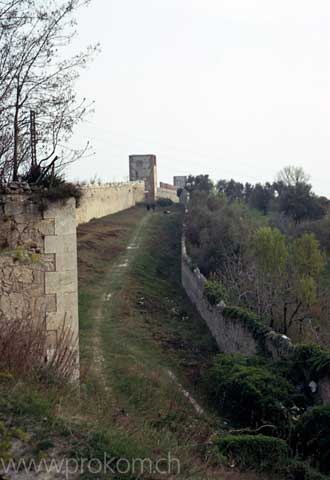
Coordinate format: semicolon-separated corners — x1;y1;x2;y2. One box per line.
67;0;330;196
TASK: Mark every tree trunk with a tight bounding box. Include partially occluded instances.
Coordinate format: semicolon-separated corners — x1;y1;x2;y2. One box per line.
283;303;288;334
12;80;20;181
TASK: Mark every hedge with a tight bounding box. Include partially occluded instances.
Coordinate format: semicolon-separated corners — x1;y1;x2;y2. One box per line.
293;405;330;474
207;353;295;432
215;434;288;471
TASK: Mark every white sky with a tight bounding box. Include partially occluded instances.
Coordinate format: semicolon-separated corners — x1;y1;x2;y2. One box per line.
67;0;330;196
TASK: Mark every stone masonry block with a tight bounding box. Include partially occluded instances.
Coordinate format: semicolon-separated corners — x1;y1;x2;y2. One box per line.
43;198;75;220
46;311;65;331
38;219;56;236
40;254;56;272
55;251;77;272
44;234;77;255
55;212;76;236
45;270;77;295
34;294;56;314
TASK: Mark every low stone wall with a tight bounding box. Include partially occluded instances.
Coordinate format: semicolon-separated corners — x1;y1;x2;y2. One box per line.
181;236;294;361
0;193;79;378
181;235;330;403
76;182;145;225
182;249;258;356
157;187;179;203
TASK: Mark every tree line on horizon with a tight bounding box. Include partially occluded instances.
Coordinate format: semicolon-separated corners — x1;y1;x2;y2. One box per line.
183;166;329;224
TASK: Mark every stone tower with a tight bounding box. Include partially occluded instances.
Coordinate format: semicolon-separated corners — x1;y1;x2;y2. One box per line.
129;155;157;202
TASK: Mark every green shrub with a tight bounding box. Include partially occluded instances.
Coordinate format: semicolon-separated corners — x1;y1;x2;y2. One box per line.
222;306;266;333
284;345;330;388
38;181;82;208
284;460;329;480
157;198;173;207
215;434;288;471
204;280;228;305
207;354;295;431
293;405;330;474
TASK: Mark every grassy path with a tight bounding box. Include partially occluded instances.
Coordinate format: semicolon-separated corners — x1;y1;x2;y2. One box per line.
77;205;273;480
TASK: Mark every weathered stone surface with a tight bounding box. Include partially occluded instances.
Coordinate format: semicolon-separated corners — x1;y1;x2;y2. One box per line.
75;182;145;225
0;192;79;380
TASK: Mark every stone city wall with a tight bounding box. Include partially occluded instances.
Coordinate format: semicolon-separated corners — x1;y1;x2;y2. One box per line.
75;182;145;225
157;187;179;203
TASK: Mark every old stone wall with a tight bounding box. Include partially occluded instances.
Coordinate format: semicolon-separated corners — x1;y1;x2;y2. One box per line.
181;242;258;356
75;182;145;225
157;187;179;203
159;182;176;191
0;193;79;376
181;235;294;360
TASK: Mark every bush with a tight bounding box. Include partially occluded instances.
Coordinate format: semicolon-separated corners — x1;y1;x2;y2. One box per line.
293;405;330;474
215;434;288;471
284;460;329;480
40;181;83;207
0;318;78;384
204;280;228;305
285;345;330;385
207;354;295;431
157;198;173;207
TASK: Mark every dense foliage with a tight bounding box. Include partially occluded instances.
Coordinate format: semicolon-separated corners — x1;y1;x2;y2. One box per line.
293;405;330;474
207;354;296;432
215;434;289;472
185;168;330;339
204;279;228;305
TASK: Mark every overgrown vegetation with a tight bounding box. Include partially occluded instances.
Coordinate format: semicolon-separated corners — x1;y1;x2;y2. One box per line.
207;354;296;433
0;318;78;385
185;167;330;342
215;434;289;472
293;405;330;474
36;176;83;207
184;169;330;477
204;279;228;305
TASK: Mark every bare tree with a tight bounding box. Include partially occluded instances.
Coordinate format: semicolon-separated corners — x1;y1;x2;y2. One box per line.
0;0;98;184
277;166;311;187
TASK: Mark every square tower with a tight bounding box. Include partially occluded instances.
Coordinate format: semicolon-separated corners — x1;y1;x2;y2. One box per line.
129;155;157;201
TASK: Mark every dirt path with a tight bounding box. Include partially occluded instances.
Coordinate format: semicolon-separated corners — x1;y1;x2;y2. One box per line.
91;212;205;416
90;214;149;388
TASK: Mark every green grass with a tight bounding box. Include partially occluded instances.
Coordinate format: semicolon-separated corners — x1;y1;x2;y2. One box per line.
0;205;277;480
77;206;229;477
